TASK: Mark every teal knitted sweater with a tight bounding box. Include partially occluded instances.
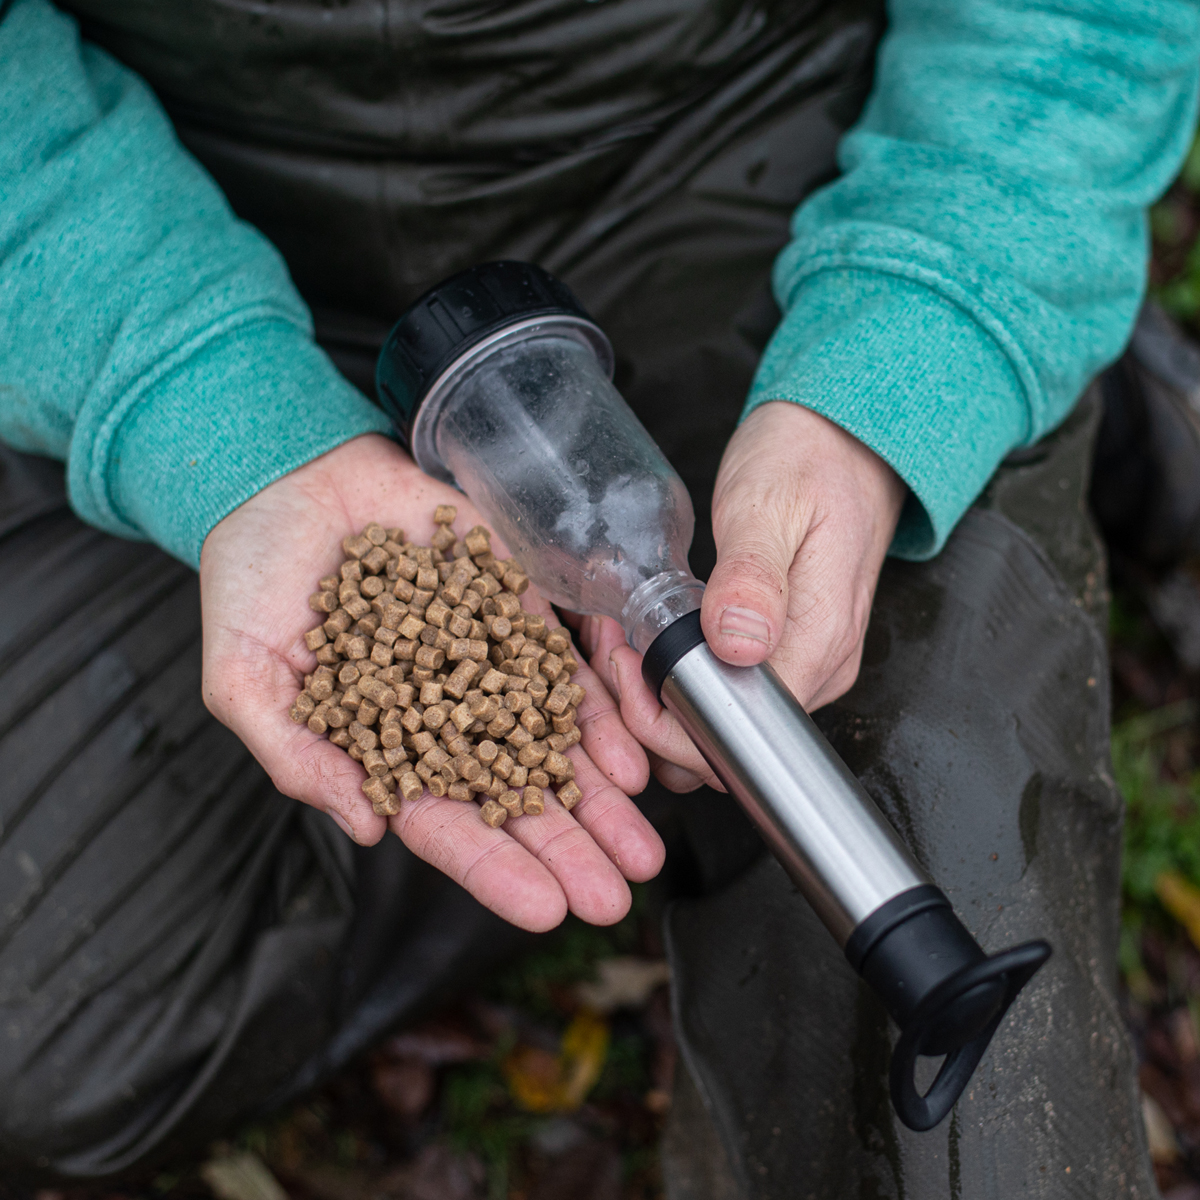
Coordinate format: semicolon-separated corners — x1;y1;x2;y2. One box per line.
2;0;1198;567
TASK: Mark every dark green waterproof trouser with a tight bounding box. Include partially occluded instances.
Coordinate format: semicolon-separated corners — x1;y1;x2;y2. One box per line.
2;0;1158;1190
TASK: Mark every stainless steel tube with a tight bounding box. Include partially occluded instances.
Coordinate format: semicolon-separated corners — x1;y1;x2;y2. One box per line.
660;642;929;945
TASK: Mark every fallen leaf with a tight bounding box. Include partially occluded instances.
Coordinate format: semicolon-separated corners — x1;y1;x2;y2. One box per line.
504;1010;610;1113
372;1056;435;1119
505;1045;564;1113
201;1151;288;1200
574;958;670;1013
378;1016;488;1066
1144;1092;1180;1164
1156;872;1200;950
558;1010;609;1109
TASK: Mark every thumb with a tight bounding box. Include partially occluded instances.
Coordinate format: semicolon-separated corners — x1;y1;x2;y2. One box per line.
702;490;807;667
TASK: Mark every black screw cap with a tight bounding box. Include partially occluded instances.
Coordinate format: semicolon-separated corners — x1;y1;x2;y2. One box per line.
375;261;592;442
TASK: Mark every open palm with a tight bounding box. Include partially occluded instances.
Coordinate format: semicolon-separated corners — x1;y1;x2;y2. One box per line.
199;434;661;931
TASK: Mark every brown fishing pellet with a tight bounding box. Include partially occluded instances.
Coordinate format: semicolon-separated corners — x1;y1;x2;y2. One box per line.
414;645;445;670
528;768;551;790
557;780;583;811
362;748;389;777
479;799;507;828
517;740;548;767
520;708;547;737
290;692;316;723
410;730;437;755
522;785;545;816
547;727;581;752
310;667;336;701
397;772;424;802
544;628;571;655
551;709;577;733
544;750;574;781
508;726;535;751
362;775;390;806
444;660;481;699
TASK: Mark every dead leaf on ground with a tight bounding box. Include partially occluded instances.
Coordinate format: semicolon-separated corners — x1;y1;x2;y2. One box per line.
574;958;670;1013
505;1010;610;1113
1157;872;1200;952
200;1151;288;1200
371;1056;436;1119
1146;1091;1181;1164
377;1016;488;1066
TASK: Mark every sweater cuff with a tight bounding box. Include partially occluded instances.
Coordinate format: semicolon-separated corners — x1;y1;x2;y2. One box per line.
67;319;394;568
743;268;1030;560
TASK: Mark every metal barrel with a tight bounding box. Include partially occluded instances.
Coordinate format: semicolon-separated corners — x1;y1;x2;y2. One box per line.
658;642;928;944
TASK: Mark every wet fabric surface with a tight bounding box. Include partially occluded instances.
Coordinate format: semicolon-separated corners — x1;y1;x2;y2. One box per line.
663;391;1157;1199
0;448;520;1179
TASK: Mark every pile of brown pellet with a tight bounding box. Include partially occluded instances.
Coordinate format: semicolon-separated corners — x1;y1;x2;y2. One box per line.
289;507;585;827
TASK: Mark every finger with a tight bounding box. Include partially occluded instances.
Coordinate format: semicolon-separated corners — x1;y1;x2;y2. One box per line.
608;644;722;790
569;654;650;797
584;616;626;699
704;472;808;670
564;748;666;881
647;750;708;794
275;729;390;845
501;793;633;926
206;640;388;845
392;794;569;932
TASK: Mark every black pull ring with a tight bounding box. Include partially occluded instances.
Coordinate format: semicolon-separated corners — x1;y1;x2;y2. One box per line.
890;940;1052;1131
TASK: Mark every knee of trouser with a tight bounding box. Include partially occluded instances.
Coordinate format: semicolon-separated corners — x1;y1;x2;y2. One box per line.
0;999;152;1175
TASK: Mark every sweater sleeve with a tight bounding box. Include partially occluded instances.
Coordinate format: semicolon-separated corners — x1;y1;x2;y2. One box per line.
744;0;1200;559
0;0;393;568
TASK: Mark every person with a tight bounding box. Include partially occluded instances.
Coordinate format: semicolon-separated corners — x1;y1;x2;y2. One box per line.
0;0;1195;1191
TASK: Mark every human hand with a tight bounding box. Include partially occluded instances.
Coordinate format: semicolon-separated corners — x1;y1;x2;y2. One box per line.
199;433;658;930
581;402;906;792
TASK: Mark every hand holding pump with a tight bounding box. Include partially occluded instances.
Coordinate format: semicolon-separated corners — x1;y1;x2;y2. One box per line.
375;262;1051;1131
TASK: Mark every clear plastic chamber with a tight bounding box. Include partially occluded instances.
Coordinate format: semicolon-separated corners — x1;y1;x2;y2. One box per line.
410;321;704;652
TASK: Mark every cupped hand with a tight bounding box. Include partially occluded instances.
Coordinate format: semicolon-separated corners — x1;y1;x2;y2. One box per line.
199;433;658;931
583;402;906;792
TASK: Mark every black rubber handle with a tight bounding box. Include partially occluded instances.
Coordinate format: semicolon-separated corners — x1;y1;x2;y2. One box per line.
889;940;1052;1131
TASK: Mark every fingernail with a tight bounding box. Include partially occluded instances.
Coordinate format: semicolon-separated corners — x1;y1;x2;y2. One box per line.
720;606;771;645
327;810;357;841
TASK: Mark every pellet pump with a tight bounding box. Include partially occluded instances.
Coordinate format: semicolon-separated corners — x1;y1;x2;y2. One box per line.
374;261;1051;1132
